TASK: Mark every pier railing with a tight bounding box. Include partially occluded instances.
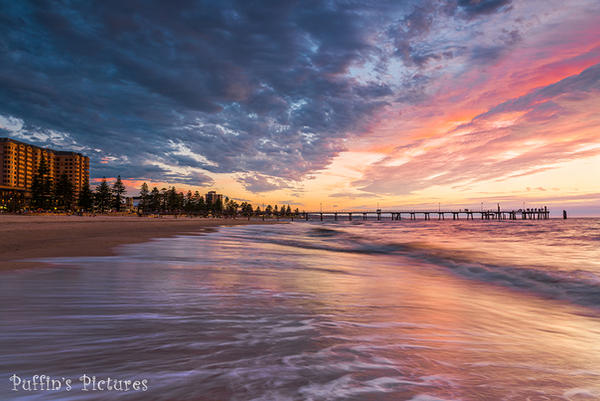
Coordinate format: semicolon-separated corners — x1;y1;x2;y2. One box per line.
294;207;550;221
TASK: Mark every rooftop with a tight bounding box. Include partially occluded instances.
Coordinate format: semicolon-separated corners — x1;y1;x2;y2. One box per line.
1;137;88;158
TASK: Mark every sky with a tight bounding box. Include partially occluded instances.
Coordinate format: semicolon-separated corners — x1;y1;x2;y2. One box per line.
0;0;599;215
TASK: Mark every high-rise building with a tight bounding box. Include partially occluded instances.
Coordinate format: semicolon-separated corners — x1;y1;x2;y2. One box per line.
0;138;90;206
205;190;224;204
53;150;90;199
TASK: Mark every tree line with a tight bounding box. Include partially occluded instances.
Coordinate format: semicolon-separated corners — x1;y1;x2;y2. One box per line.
137;182;300;218
10;156;301;218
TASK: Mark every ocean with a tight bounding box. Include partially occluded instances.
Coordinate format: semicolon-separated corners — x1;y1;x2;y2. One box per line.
1;219;600;400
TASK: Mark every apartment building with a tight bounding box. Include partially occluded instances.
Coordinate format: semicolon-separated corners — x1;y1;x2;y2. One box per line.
0;138;90;204
205;190;224;204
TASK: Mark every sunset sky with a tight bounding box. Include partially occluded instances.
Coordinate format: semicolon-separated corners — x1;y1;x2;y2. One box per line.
1;0;599;215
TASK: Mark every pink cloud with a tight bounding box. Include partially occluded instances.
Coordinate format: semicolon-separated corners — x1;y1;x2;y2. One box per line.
354;64;600;195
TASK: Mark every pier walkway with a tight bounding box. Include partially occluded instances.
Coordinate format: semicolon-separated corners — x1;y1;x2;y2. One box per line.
294;207;550;221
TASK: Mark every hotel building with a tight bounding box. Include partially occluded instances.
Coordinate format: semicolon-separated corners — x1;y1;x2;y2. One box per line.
0;138;90;206
205;190;224;204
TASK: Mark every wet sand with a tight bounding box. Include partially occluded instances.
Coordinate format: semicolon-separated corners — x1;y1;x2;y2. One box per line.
0;215;280;270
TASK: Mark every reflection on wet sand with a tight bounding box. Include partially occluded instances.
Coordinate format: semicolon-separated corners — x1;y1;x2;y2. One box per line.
1;220;600;400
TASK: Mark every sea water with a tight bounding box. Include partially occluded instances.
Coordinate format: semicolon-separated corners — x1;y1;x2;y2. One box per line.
1;219;600;400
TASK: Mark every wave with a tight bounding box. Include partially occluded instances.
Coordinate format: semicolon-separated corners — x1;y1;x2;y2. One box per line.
243;226;600;309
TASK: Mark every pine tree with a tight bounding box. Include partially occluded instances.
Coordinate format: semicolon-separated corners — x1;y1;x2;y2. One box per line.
78;178;94;211
95;177;113;213
160;188;168;212
226;199;239;217
30;155;53;210
30;175;43;210
197;195;207;216
166;187;179;213
240;202;253;218
286;205;292;216
112;175;126;212
184;190;194;215
176;191;184;212
54;173;74;210
150;187;161;212
139;183;150;215
212;198;223;217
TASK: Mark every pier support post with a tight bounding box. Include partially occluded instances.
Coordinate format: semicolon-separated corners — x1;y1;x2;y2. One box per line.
320;213;323;221
349;213;352;221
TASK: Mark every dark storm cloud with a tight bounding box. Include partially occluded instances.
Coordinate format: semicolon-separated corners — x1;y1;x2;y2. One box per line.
389;2;439;67
458;0;513;18
387;0;516;69
0;0;515;186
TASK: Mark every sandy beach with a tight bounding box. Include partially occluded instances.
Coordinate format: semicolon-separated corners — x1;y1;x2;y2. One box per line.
0;215;279;270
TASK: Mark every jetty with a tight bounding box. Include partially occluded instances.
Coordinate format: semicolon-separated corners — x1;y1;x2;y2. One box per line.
295;206;550;221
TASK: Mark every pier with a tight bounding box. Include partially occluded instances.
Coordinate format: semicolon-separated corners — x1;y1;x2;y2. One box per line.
297;207;551;221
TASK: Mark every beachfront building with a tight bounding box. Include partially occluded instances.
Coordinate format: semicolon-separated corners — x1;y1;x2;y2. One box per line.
205;190;223;205
54;150;90;201
0;137;90;208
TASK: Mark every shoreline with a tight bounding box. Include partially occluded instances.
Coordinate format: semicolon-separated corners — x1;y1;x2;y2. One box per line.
0;215;282;271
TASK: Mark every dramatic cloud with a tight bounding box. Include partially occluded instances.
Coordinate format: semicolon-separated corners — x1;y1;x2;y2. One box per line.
458;0;513;18
0;0;598;210
355;63;600;195
0;0;532;186
0;0;405;183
